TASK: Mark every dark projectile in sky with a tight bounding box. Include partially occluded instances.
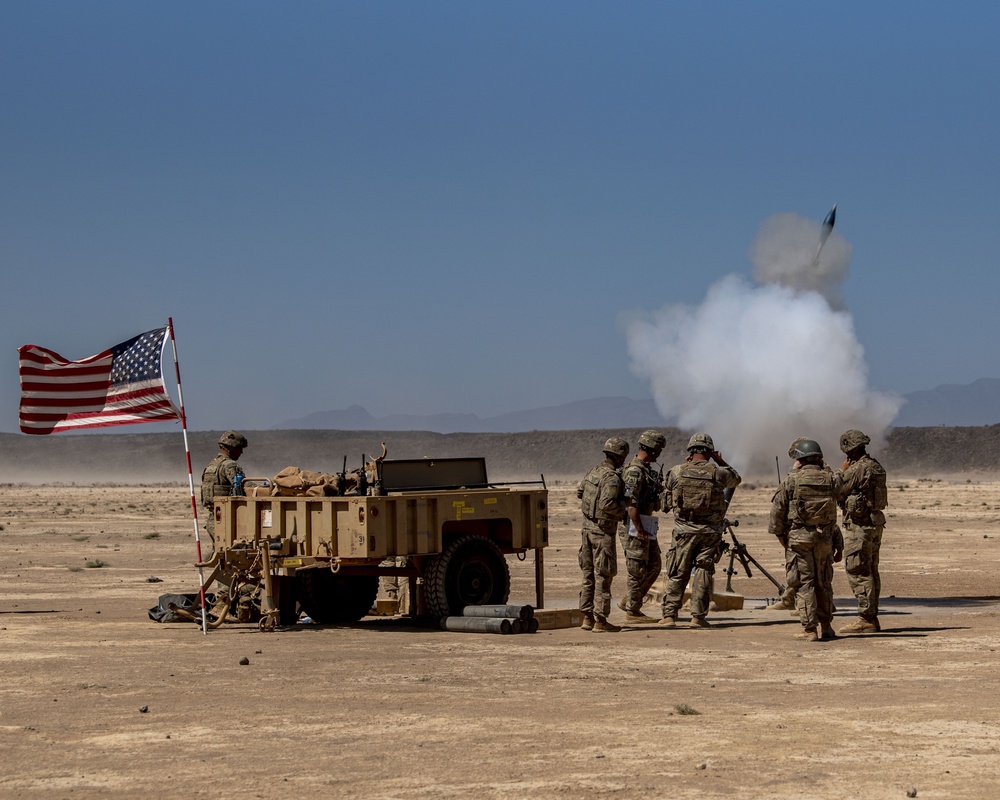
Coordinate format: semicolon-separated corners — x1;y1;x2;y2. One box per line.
811;203;837;267
822;204;836;234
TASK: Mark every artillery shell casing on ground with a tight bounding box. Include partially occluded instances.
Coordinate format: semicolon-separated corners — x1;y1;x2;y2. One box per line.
440;616;513;634
461;604;534;621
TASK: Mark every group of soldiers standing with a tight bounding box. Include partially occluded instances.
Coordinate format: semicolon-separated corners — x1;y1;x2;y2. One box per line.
577;428;887;640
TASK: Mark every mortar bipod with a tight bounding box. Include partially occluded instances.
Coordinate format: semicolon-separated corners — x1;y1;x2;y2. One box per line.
721;518;785;595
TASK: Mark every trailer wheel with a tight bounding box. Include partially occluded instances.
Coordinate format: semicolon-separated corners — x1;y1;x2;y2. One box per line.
298;570;379;624
424;534;510;618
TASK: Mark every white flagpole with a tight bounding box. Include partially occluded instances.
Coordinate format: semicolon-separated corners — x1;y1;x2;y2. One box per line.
167;317;209;635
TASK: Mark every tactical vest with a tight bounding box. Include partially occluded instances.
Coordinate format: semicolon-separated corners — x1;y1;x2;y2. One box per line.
623;458;660;515
201;455;243;507
844;456;888;523
671;461;726;524
580;463;619;521
789;467;838;528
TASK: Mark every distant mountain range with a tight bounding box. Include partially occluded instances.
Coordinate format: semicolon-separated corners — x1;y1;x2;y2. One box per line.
275;396;666;433
892;378;1000;427
274;379;1000;432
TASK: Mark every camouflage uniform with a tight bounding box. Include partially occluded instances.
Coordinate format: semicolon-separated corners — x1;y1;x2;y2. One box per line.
577;456;627;623
617;455;662;614
200;432;247;558
773;525;844;612
838;451;887;626
660;458;741;623
380;557;409;613
770;462;843;636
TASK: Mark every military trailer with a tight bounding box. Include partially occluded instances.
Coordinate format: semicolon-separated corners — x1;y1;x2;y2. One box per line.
200;456;548;630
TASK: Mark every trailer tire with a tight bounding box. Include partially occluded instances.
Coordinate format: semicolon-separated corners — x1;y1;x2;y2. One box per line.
298;570;378;624
424;534;510;618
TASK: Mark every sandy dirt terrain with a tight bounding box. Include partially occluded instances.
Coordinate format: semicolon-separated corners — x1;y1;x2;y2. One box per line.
1;477;999;799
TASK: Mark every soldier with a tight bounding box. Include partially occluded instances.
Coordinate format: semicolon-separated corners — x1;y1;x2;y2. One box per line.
577;436;630;632
200;430;248;558
659;433;742;628
836;429;888;634
617;429;666;625
769;439;843;641
380;557;409;614
766;437;808;614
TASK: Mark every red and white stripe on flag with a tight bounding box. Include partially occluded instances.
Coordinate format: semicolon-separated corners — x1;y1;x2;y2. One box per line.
18;327;181;435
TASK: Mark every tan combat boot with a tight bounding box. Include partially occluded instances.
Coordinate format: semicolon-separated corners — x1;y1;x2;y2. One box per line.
592;618;621;633
840;617;878;634
689;617;711;629
624;611;655;625
657;616;677;628
793;628;819;641
820;625;838;640
580;613;595;631
766;596;796;611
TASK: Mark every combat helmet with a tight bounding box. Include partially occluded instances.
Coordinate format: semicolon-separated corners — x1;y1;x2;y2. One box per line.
637;429;666;452
839;429;871;454
602;436;630;460
787;437;808;458
687;432;715;453
219;430;248;450
789;438;823;460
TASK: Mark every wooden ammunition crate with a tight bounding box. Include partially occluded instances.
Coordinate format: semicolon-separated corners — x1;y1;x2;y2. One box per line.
533;608;585;630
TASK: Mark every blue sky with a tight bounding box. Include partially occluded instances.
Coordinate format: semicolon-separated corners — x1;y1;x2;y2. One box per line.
2;2;998;433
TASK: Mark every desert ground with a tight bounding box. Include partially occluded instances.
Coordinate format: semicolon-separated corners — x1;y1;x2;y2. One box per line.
1;477;999;799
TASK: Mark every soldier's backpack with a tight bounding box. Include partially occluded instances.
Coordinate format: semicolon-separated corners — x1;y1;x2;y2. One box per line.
671;462;722;521
148;592;217;624
867;458;888;511
790;468;838;527
580;464;614;520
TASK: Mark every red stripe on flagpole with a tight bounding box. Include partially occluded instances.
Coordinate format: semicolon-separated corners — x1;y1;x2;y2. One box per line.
168;318;208;634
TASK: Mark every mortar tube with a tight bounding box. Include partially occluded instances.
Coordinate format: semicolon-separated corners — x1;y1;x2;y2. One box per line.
440;616;513;634
461;604;534;621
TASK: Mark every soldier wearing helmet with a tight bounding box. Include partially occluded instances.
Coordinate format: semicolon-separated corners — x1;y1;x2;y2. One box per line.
658;433;742;628
616;429;667;625
200;430;249;558
835;429;888;634
769;438;844;641
768;439;819;614
576;436;630;632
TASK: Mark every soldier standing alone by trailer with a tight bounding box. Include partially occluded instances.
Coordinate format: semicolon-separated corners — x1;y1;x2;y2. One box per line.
617;430;667;625
200;430;248;558
836;429;888;633
769;439;843;642
659;433;741;628
577;437;630;633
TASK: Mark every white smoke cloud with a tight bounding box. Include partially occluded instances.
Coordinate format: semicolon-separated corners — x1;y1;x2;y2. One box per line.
750;212;852;309
626;212;902;475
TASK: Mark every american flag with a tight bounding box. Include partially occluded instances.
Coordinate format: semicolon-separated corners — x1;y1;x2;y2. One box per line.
18;327;181;435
